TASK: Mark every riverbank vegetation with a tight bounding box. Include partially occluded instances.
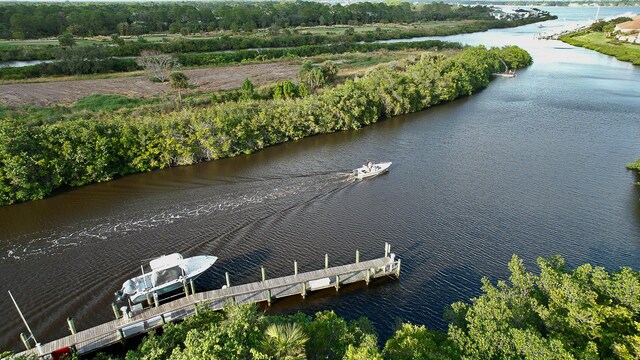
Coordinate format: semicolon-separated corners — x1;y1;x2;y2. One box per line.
0;45;531;206
560;17;640;65
627;158;640;183
11;255;636;359
0;40;464;81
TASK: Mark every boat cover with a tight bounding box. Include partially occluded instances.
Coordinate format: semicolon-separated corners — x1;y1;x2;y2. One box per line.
151;265;183;287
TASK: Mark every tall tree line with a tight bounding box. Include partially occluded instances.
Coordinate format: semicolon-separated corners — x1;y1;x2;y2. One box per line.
0;2;493;39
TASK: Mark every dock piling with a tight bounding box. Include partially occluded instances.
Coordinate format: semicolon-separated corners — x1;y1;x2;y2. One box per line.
182;280;189;296
225;272;231;288
325;254;328;269
294;261;298;276
153;292;159;308
111;303;121;319
190;279;195;296
335;275;340;291
266;289;272;306
301;282;307;299
19;333;31;350
67;318;77;335
356;250;360;264
261;266;266;282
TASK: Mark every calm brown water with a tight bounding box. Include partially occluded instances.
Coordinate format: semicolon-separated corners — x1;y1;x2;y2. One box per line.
1;6;640;353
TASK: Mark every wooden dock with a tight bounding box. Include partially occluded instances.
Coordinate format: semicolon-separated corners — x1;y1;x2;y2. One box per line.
17;245;401;357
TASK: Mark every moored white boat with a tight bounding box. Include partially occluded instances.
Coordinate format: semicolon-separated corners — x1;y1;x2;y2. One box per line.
354;162;392;179
115;253;217;304
492;72;516;77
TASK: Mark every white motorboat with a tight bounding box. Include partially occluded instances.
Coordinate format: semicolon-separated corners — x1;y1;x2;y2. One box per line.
115;253;217;304
354;161;392;179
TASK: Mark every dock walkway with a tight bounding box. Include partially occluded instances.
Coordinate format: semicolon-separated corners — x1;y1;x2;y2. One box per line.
19;245;401;357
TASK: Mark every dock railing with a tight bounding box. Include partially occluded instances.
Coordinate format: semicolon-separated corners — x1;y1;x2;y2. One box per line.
17;243;401;357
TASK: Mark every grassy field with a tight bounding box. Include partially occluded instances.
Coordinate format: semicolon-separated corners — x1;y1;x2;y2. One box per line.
0;39;104;49
578;32;639;51
561;31;640;65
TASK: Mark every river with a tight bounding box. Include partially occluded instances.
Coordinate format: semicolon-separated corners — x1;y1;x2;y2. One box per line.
1;6;639;353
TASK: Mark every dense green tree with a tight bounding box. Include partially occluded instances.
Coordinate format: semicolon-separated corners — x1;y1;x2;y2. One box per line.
448;255;640;359
345;334;383;360
382;324;456;359
490;45;533;70
262;323;308;359
57;33;75;47
168;304;268;360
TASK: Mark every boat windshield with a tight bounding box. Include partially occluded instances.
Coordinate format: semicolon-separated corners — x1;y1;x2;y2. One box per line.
151;265;183;287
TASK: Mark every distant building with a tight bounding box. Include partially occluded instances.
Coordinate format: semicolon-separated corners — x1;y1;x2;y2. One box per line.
490;9;508;20
490;7;550;21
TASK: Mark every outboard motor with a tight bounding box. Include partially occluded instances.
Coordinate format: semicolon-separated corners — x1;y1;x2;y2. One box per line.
115;279;137;302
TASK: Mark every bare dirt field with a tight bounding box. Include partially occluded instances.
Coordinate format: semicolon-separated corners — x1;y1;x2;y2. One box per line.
0;62;299;107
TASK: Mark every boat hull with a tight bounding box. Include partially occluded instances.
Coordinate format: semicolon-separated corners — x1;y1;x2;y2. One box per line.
129;281;184;304
354;162;392;179
117;254;217;304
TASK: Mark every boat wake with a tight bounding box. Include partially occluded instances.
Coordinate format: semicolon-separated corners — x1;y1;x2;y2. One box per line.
1;172;351;262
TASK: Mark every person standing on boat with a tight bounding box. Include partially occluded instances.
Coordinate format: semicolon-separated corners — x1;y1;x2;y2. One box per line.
367;161;373;172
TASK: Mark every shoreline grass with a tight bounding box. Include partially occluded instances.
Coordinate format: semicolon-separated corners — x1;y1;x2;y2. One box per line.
560;31;640;65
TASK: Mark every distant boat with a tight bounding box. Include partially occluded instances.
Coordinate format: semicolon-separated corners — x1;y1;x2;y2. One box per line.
492;70;516;77
492;57;516;77
115;253;217;304
354;161;392;179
